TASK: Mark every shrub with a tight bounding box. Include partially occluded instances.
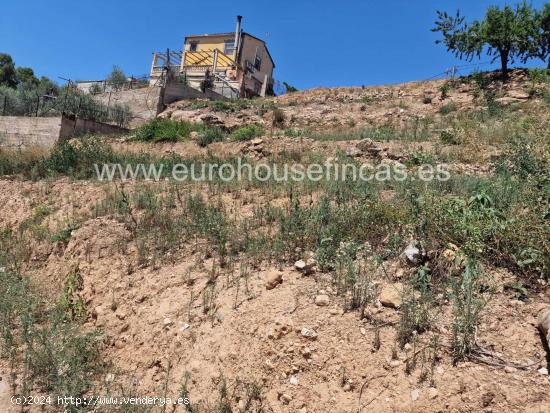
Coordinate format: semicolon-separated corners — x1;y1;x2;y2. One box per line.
451;259;486;364
133;118;201;142
439;102;457;114
88;82;103;95
231;124;264;141
210;100;233;112
197;126;225;147
439;83;451;99
440;129;461;145
272;108;286;127
397;287;433;348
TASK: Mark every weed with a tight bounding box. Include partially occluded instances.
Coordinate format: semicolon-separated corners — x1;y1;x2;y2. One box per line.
197;126;225;147
231;124;264;141
0;231;102;408
397;287;433;348
440;129;461;145
439;102;457;114
450;258;486;364
50;221;80;243
439;83;451;99
133;118;203;142
59;266;86;321
272;108;286;127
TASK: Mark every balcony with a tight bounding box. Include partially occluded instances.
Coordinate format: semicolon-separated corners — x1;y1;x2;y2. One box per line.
183;49;236;71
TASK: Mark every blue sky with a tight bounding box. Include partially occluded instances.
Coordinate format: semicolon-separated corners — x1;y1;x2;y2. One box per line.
1;0;547;89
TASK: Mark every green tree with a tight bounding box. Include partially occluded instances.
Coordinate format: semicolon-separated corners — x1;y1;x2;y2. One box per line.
535;3;550;68
433;2;540;79
0;53;17;88
106;65;127;91
283;81;298;93
16;67;39;87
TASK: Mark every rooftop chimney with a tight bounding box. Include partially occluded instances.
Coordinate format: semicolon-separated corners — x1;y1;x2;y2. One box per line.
234;15;242;60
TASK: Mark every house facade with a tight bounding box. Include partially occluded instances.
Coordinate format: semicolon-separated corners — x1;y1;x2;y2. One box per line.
150;16;275;99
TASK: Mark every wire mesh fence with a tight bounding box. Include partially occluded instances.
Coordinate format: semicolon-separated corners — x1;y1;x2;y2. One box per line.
0;86;132;128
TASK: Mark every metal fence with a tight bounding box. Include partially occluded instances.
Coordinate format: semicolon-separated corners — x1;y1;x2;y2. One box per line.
0;89;132;128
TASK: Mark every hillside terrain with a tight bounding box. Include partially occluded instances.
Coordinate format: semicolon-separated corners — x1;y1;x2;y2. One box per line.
0;69;549;413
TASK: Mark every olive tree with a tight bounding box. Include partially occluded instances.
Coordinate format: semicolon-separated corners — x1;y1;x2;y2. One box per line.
106;66;127;91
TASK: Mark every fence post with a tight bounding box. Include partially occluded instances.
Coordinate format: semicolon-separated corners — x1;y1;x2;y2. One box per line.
77;95;82;117
36;94;40;117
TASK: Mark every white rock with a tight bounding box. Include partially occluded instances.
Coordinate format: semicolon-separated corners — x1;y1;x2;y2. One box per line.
538;367;548;375
315;294;330;306
402;241;423;265
300;327;318;340
163;318;173;327
538;309;550;346
427;387;438;399
289;376;299;385
389;359;401;368
411;389;420;401
295;258;316;274
280;393;292;404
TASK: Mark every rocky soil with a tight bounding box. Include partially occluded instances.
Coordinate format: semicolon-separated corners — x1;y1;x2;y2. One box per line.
0;69;549;412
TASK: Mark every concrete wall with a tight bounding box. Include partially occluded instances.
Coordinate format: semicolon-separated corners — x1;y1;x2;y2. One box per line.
61;116;129;138
0;115;128;149
163;82;226;105
0;116;62;148
93;86;163;128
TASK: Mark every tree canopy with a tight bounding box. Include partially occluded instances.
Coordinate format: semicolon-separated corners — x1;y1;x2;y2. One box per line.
0;52;56;90
0;53;17;88
106;66;127;91
433;2;548;78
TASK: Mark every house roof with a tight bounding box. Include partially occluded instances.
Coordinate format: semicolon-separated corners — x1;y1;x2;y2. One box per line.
185;32;235;39
184;31;275;68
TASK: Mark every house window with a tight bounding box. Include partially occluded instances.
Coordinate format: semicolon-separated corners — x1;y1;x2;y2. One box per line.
254;55;262;71
224;40;235;55
189;41;198;52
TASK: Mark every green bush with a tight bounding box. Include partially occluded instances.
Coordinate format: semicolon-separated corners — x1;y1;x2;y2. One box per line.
439;83;451;99
440;129;461;145
231;124;264;141
197;127;225;147
133;118;202;142
439;102;457;114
